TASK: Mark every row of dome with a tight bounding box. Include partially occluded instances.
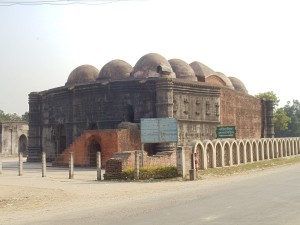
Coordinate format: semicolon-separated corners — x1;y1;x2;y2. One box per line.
66;53;248;94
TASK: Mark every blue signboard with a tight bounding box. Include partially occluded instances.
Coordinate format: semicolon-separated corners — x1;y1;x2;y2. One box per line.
141;118;178;143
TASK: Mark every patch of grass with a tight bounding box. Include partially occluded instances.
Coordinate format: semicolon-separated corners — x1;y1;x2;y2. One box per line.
121;166;178;180
198;156;300;178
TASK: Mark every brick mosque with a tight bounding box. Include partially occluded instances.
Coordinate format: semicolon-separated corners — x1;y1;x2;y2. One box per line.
27;53;274;167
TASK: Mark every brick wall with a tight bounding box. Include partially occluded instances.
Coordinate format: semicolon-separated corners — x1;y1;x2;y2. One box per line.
52;126;141;167
220;88;262;139
104;151;177;179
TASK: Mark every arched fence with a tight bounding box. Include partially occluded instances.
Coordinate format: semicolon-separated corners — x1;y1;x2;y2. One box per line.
191;138;300;170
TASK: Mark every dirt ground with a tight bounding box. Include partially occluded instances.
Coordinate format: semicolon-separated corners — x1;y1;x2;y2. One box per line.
0;157;193;224
0;157;296;225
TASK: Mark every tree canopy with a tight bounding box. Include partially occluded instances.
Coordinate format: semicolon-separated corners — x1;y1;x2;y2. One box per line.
277;100;300;137
0;109;28;122
255;91;280;108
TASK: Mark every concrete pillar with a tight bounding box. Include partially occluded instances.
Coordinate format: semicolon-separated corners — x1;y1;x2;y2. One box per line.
69;152;74;179
212;148;217;168
243;148;247;165
134;151;139;180
97;152;102;181
42;151;46;177
176;146;185;177
19;152;23;176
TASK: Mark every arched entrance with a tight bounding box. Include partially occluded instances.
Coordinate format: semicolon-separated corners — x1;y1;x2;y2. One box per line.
18;135;28;157
88;139;101;167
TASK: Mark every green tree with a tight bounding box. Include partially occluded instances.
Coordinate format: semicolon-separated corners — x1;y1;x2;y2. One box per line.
0;109;10;121
21;112;29;122
281;100;300;137
273;108;291;136
255;91;280;108
0;109;26;122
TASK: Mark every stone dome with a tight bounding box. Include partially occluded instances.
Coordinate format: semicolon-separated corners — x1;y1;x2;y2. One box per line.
66;65;99;86
97;59;132;80
228;77;248;94
206;72;234;89
131;53;175;78
190;61;214;82
189;61;215;79
169;58;197;81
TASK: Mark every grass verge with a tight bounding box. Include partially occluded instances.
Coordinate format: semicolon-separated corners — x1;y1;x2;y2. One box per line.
198;156;300;179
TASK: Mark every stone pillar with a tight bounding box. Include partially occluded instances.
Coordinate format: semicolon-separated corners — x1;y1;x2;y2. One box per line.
27;92;42;162
155;78;175;152
262;100;274;138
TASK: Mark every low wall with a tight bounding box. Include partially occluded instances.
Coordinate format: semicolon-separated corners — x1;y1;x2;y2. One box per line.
105;151;176;179
104;137;300;180
191;137;300;171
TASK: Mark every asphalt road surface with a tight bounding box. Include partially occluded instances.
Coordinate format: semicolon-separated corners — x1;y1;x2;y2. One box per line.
17;163;300;225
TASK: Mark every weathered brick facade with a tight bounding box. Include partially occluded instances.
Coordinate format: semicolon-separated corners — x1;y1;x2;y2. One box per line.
52;127;141;167
220;88;263;139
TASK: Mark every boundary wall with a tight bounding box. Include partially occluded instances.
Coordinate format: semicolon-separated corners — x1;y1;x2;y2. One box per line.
105;138;300;179
178;138;300;177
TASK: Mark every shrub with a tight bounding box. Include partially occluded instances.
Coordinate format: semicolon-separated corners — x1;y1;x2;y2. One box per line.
121;166;178;180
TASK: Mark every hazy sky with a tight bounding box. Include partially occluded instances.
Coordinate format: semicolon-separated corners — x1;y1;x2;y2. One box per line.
0;0;299;115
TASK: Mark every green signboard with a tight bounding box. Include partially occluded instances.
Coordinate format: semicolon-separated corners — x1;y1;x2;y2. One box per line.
216;126;236;138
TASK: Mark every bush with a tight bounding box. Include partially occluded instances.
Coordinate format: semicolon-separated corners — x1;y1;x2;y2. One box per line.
121;166;178;180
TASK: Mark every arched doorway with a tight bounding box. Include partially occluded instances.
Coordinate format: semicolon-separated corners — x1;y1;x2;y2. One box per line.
88;139;101;167
18;135;28;157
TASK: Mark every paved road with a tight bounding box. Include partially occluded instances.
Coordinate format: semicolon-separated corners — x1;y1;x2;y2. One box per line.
22;163;300;225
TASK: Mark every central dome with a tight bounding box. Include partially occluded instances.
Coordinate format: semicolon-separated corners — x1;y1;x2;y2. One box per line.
98;59;132;80
131;53;175;78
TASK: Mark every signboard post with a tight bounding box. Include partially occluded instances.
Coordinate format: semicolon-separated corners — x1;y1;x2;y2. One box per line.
216;126;236;139
140;118;178;167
